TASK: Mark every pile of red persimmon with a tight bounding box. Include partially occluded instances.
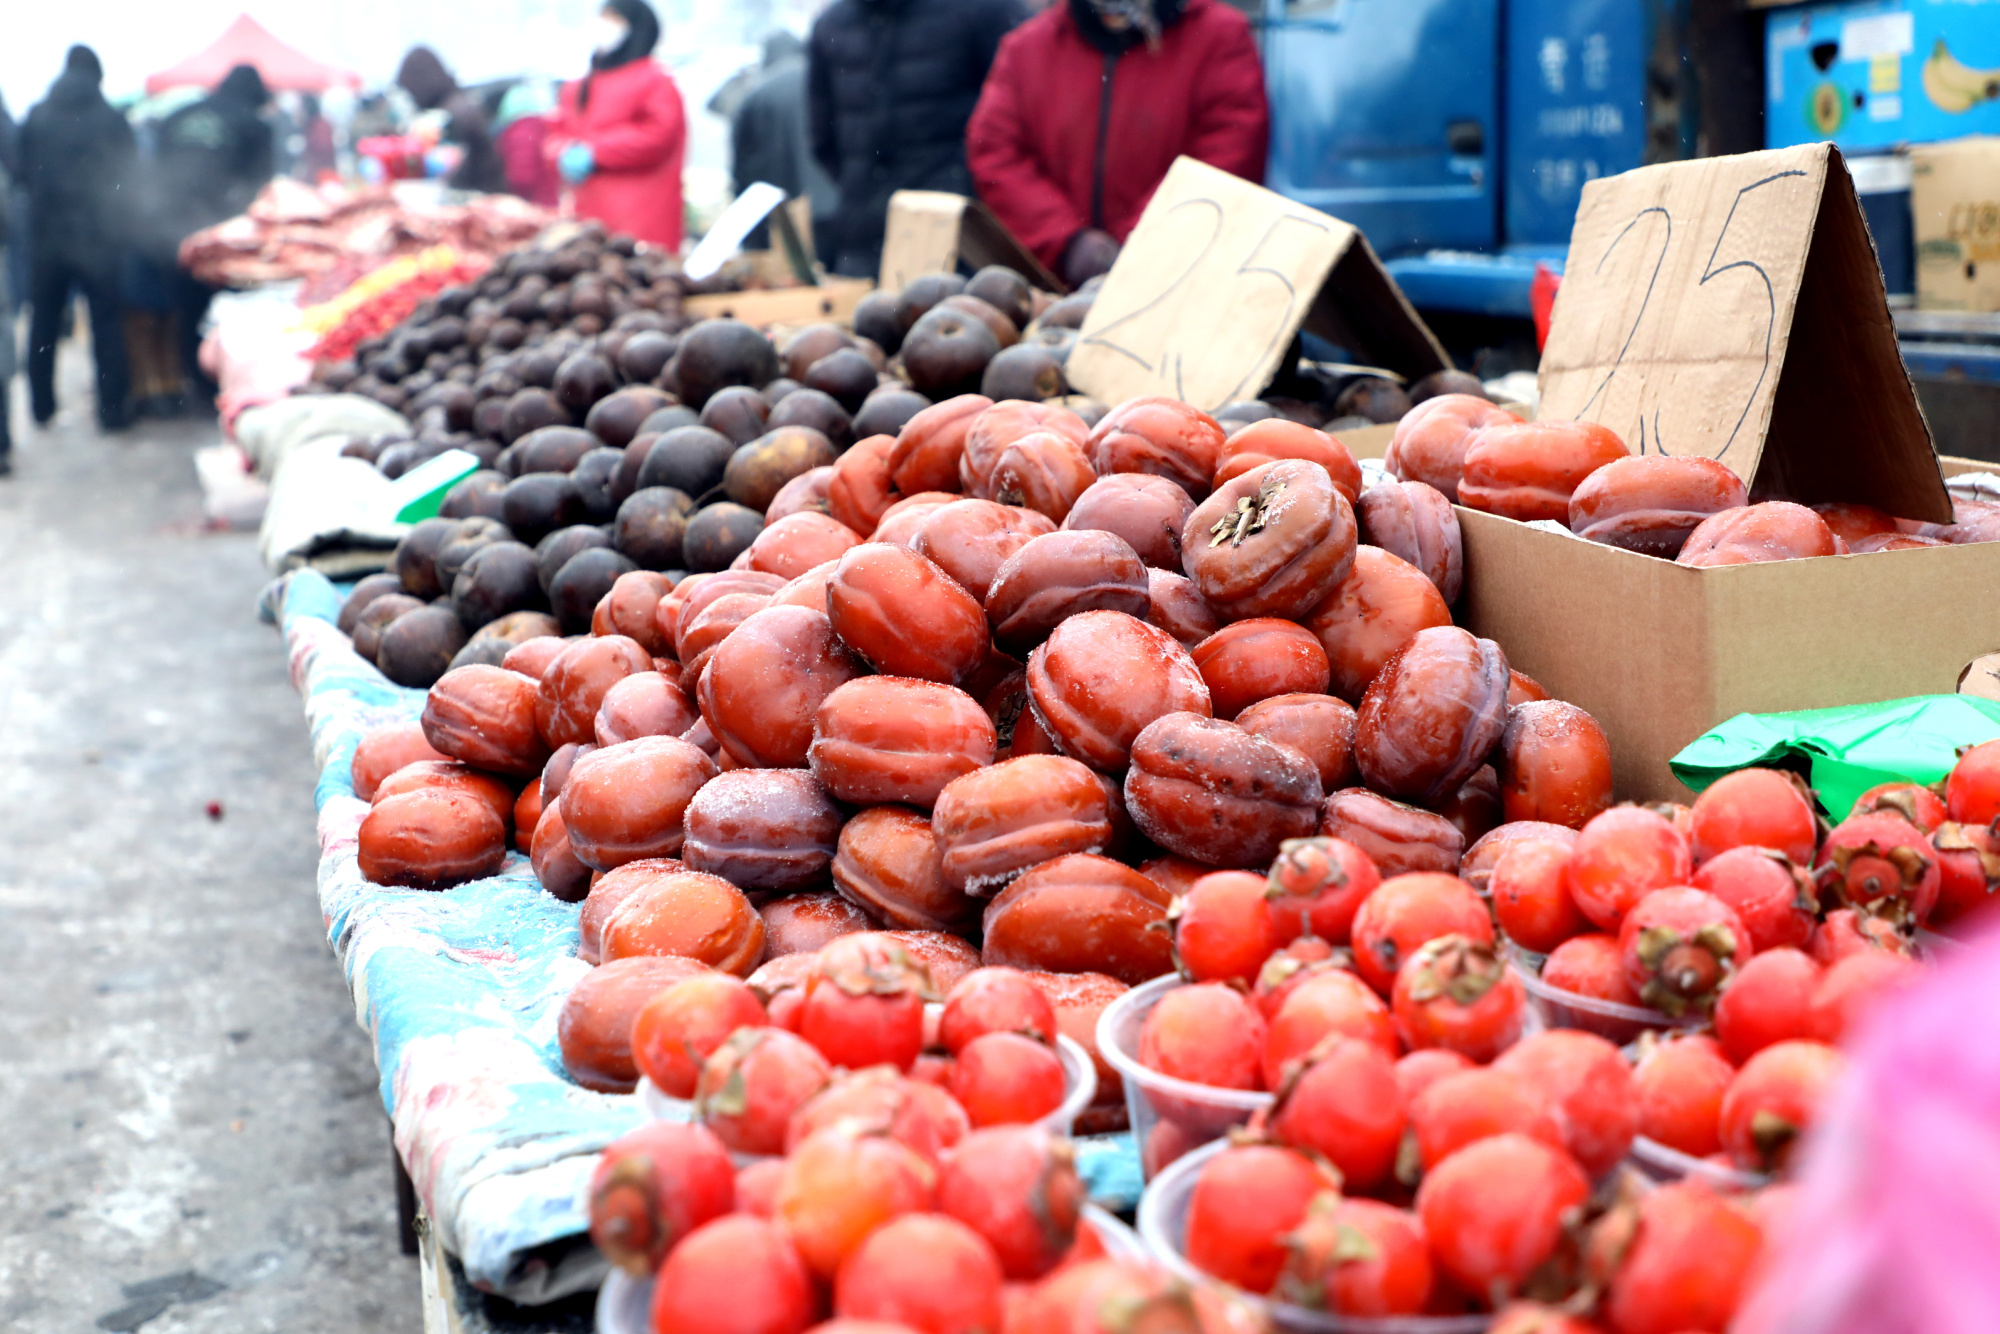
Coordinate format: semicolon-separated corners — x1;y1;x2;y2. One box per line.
577;955;1229;1334
1387;394;2000;558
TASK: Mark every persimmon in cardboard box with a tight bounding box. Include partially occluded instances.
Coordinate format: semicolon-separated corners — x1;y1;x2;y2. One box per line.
1442;145;2000;800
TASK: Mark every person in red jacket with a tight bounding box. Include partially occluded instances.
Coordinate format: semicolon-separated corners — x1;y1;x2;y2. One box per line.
548;0;687;250
967;0;1268;288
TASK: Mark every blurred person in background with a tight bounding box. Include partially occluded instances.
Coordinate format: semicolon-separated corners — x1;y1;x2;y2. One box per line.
295;94;338;181
548;0;686;251
396;47;507;194
730;31;836;252
0;90;16;473
966;0;1267;288
494;81;560;208
20;45;136;433
809;0;1026;278
151;64;275;410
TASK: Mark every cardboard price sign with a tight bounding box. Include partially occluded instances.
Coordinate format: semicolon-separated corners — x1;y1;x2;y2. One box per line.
1065;157;1447;412
878;192;1065;294
1539;142;1951;522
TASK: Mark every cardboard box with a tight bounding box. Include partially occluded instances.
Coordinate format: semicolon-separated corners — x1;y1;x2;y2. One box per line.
1912;136;2000;310
681;276;874;327
1451;456;2000;801
1766;0;2000;152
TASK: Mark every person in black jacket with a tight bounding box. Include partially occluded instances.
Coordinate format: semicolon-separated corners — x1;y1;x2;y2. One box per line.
20;45;136;433
808;0;1027;278
731;32;836;251
152;63;276;408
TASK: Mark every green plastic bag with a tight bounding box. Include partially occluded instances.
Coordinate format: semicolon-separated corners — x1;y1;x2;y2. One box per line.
1670;695;2000;820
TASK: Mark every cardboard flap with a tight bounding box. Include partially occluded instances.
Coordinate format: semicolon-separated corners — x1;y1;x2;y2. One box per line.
1538;144;1950;522
1066;157;1447;411
1757;154;1950;520
1303;234;1451;383
878;191;1066;295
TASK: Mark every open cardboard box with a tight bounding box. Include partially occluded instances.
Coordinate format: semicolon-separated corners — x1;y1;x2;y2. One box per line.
1455;457;2000;801
1345;421;2000;798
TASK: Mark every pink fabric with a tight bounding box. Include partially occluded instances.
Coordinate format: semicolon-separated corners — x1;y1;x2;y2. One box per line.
549;60;686;251
497;117;559;209
1737;921;2000;1334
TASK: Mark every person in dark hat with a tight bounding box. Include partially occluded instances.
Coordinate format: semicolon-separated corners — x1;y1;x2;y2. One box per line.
20;45;136;434
0;90;17;471
547;0;687;250
395;46;507;194
149;62;278;410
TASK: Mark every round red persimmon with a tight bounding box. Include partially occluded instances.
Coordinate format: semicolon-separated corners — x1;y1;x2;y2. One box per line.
1415;1133;1591;1302
1457;420;1631;522
810;676;997;808
1189;620;1331;722
1087;396;1225;499
1717;1039;1844;1172
1713;946;1821;1065
1185;1143;1337;1294
826;542;990;686
1496;700;1615;829
1181;460;1357;622
1565;805;1694;933
1352;626;1510;803
1061;473;1197;570
699;606;868;769
650;1215;816;1334
1027;610;1210;771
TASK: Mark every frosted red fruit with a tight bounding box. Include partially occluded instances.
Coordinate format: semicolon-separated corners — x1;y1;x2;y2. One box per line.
1181;460;1357;622
989;430;1098;523
681;767;844;892
1717;1039;1844;1172
980;854;1174;985
1384;394;1522;498
1493;1030;1638;1176
831;805;978;934
890;394;990;495
1567;454;1749;558
1688;767;1819;867
1813;810;1940;928
1496;701;1615;829
1676;501;1838;567
1565;805;1693;933
587;1120;736;1274
961;401;1089;499
537;635;653;748
699;606;868;769
1213;417;1362;502
353;721;452;800
810;676;997;808
1458;420;1631;522
594;671;699;746
1235;693;1357;792
1087;396;1226;498
1616;887;1751;1018
1353;626;1511;802
1144;567;1223;647
1693;846;1816;954
1124;713;1323;869
825;542;990;686
833;1213;1004;1334
931;755;1113;896
1348;871;1493;996
984;530;1151;657
1319;788;1466;879
649;1215;816;1334
1061;473;1197;569
1189;620;1331;722
1356;479;1463;602
911;499;1056;603
1026;610;1210;771
1713;946;1821;1064
559;735;718;870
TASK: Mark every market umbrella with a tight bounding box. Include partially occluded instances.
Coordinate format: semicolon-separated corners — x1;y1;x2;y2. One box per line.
145;14;361;94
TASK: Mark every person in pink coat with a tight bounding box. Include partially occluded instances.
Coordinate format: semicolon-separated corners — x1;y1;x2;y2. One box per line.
548;0;686;250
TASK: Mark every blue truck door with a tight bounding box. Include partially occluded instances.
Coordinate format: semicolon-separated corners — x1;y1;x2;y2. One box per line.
1503;0;1656;245
1260;0;1502;256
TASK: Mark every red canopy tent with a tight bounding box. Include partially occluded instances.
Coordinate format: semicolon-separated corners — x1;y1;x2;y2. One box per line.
145;15;361;94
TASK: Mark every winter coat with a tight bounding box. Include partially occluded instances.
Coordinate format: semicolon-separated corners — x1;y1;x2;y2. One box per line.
808;0;1027;276
550;58;687;251
150;65;275;258
965;0;1269;270
19;49;137;270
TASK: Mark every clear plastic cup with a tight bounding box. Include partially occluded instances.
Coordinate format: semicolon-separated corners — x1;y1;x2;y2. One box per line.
1082;1202;1148;1263
1137;1139;1490;1334
1505;941;1703;1046
596;1266;648;1334
1626;1134;1771;1192
1096;975;1273;1181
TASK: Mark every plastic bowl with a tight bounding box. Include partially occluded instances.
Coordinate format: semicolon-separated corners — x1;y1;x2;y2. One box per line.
637;1035;1095;1138
1626;1134;1771;1192
597;1266;648;1334
1504;941;1703;1045
596;1203;1144;1333
1097;975;1274;1181
1137;1139;1490;1334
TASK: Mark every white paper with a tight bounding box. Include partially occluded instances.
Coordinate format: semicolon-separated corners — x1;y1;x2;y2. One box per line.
683;182;788;282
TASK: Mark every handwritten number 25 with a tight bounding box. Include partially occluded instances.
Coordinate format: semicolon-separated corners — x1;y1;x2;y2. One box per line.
1697;170;1808;461
1217;214;1334;404
1078;198;1222;376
